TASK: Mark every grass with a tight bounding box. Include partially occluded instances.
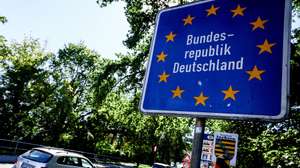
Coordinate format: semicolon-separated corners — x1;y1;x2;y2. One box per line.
137;164;151;168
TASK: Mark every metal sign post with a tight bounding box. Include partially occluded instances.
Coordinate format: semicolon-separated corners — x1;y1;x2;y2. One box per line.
191;118;206;168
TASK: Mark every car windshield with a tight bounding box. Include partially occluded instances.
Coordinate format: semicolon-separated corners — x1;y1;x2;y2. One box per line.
23;150;52;163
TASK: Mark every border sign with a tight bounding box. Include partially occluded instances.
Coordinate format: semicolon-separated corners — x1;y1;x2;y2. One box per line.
140;0;291;119
212;132;238;167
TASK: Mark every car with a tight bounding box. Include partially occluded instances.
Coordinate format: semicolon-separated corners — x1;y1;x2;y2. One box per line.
13;147;95;168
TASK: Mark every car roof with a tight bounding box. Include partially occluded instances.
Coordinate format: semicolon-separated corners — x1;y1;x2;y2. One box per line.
33;147;86;158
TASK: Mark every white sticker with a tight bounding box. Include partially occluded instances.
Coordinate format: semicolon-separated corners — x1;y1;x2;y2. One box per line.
195;127;202;133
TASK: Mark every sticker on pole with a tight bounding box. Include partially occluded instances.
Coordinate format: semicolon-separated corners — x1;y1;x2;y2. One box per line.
212;132;238;167
140;0;291;120
201;134;214;168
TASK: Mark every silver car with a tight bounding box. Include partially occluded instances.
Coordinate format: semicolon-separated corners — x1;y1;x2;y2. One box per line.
13;147;95;168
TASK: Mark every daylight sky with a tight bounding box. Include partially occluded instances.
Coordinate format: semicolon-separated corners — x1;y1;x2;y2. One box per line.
0;0;299;60
0;0;129;59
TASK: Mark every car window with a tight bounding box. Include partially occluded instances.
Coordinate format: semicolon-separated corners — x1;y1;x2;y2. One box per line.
57;157;68;164
69;157;80;166
57;156;81;167
81;158;93;168
23;150;52;163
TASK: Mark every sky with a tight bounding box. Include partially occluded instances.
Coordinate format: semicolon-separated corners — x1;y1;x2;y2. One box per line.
0;0;129;59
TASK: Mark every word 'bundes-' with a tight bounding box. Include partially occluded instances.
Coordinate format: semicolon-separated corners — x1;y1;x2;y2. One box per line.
186;32;230;46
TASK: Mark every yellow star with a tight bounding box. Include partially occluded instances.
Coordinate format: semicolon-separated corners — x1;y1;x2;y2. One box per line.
250;17;268;31
166;32;176;42
172;86;184;98
158;72;170;83
256;39;276;54
194;92;208;106
183;15;195;26
206;5;220;16
246;66;265;81
157;52;167;62
231;5;246;17
222;85;240;101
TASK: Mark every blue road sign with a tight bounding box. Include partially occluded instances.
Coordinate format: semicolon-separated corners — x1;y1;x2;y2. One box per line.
140;0;291;120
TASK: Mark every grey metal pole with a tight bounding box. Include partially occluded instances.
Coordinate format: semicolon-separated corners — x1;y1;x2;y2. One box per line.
191;118;206;168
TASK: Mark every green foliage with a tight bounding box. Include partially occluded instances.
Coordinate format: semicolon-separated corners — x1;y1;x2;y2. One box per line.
0;37;53;139
293;0;300;12
87;92;191;164
34;43;105;148
138;164;151;168
0;16;7;24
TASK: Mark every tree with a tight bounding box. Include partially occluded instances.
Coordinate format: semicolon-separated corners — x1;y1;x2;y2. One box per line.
0;16;7;24
0;37;53;140
88;92;191;165
31;43;105;149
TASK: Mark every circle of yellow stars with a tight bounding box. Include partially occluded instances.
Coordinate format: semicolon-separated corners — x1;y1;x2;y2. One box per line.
155;2;276;108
